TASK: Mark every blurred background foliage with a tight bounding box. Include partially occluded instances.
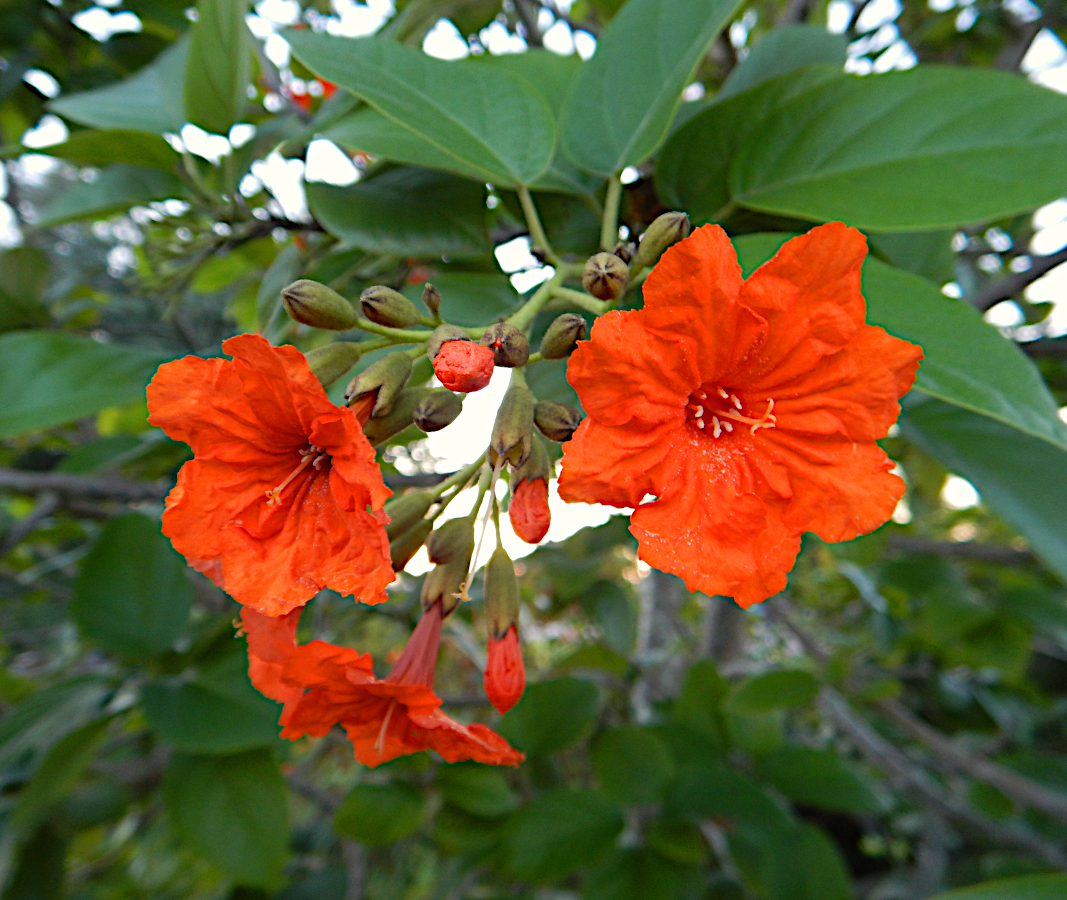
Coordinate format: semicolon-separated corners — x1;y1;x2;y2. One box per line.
3;0;1067;898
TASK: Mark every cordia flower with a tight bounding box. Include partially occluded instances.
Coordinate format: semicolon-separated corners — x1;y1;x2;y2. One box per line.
559;223;922;607
433;340;495;393
484;624;525;715
147;333;394;616
509;477;551;544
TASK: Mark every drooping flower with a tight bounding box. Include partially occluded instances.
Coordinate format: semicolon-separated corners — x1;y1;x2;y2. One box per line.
240;606;305;719
276;602;524;767
147;333;394;616
559;223;922;607
484;624;525;715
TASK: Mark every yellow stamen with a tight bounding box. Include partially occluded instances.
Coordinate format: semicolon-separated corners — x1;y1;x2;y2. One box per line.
374;699;397;757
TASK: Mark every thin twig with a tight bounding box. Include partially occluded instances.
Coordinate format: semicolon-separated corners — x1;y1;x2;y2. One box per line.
969;245;1067;311
886;535;1034;566
0;491;60;557
0;468;169;502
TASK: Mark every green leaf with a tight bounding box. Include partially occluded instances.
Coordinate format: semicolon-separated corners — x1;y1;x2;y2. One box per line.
718;25;847;100
758;823;853;900
0;678;109;771
584;848;692;900
726;670;819;715
498;677;600;757
164;749;288;887
560;0;744;176
733;234;1067;451
663;763;793;833
0;248;50;333
257;243;303;342
868;230;956;285
48;38;188;135
307;167;489;258
3;824;66;900
334;782;426;844
37;164;186;227
672;659;729;751
592;727;676;806
184;0;252;134
901;399;1067;585
141;649;282;753
402;272;519;328
287;31;555;187
504;789;624;882
755;746;883;814
926;874;1067;900
0;331;167;438
71;513;193;658
437;763;519;818
36;129;180;171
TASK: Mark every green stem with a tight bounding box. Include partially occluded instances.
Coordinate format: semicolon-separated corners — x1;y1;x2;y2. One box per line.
523;351;544;366
431;455;486;501
517;186;561;266
353;318;432;342
600;175;623;251
550;285;608;315
506;270;565;333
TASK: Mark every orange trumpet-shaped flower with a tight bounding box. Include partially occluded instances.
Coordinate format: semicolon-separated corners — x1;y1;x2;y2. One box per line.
484;624;525;715
147;333;393;615
276;603;524;767
559;223;922;608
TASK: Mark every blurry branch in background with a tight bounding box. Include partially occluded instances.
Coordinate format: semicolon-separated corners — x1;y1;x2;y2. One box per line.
970;244;1067;311
515;0;544;47
778;0;816;25
994;0;1066;71
0;491;59;557
886;535;1035;566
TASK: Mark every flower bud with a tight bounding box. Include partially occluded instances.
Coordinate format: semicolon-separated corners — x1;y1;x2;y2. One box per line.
510;477;550;544
534;400;582;443
614;241;636;265
484;547;520;640
538;313;588;360
434;341;495;393
582;252;629;301
360;285;422;328
422;282;442;319
427;324;469;361
304;342;363;387
391;518;433;572
422;516;475;614
384;491;435;541
491;381;535;468
633;212;691;269
282;279;359;331
344;351;412;418
413;389;462;432
363;386;431;445
479;323;530;368
485;624;525;715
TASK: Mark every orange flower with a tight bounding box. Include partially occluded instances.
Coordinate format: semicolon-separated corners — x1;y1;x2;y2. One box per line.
559;224;922;607
240;607;305;719
509;477;551;544
433;340;495;393
277;603;524;767
484;624;525;715
147;334;393;616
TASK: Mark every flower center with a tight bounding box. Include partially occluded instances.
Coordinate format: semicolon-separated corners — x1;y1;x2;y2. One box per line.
264;444;329;506
686;386;777;438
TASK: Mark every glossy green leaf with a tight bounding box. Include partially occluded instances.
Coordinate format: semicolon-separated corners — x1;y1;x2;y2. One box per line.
505;789;624;882
593;727;676;805
0;248;50;332
868;229;956;285
287;31;555;187
0;678;109;771
927;874;1067;899
402;272;519;328
755;746;883;814
164;749;288;887
184;0;252;134
334;782;426;844
36;129;180;171
718;25;847;100
902;399;1067;585
257;243;303;342
498;676;600;756
71;514;193;658
0;331;167;438
36;164;185;227
733;234;1067;451
560;0;743;176
48;38;188;135
726;670;819;714
307;167;489;258
437;763;519;818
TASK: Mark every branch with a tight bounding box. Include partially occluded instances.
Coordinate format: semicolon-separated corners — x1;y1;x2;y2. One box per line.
1019;336;1067;358
0;468;169;502
969;245;1067;312
778;0;815;25
886;535;1034;566
0;491;60;557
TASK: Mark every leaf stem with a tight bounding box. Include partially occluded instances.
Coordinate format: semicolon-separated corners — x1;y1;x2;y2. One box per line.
353;318;433;342
600;175;623;251
506;270;565;333
550;286;608;315
517;186;561;266
431;456;486;500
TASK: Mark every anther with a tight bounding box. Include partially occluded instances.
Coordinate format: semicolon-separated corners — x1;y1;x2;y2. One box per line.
712;416;722;438
730;394;742;410
723;421;734;433
265;445;325;506
717;387;729;399
697;420;705;429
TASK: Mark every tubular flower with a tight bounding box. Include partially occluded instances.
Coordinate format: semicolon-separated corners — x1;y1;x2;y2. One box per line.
147;333;394;615
278;602;524;767
484;625;525;715
559;223;923;607
509;477;551;544
433;340;495;393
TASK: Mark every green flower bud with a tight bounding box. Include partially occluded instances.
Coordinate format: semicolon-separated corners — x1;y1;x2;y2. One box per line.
281;279;359;331
582;252;629;301
384;491;435;542
427;324;470;361
513;435;552;485
422;282;442;318
634;212;691;269
304;342;363;387
390;518;433;572
480;322;530;368
344;351;413;418
422;516;475;614
362;386;431;445
360;285;423;328
484;546;520;639
491;381;535;468
534;400;582;443
614;241;636;265
538;313;588;360
413;390;463;432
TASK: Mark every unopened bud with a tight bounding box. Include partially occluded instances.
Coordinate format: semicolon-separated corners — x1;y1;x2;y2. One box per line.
360;285;422;328
363;386;431;445
485;624;525;715
491;381;535;468
422;282;442;318
534;400;582;443
582;252;629;301
510;477;550;545
281;279;359;331
427;324;469;361
422;516;475;613
614;241;636;265
480;323;530;368
484;547;520;639
426;515;475;566
634;212;691;269
344;351;412;418
384;491;435;541
513;435;551;485
413;390;462;432
305;342;362;387
538;313;588;360
391;518;433;572
434;340;495;393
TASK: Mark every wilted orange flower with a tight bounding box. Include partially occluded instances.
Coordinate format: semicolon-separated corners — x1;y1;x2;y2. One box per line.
484;624;525;715
277;602;524;767
509;477;551;544
147;333;393;616
433;340;495;392
559;223;922;607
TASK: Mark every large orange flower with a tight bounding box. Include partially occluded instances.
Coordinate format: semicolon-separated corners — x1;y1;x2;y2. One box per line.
559;223;922;607
147;334;393;615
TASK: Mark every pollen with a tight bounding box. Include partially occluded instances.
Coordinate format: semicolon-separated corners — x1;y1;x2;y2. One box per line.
686;387;777;438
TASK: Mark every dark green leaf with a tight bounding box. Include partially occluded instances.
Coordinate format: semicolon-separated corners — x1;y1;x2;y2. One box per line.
560;0;744;175
0;248;50;333
307;167;489;258
718;25;847;100
868;230;956;284
663;763;793;833
755;746;883;814
164;749;288;887
287;31;555;187
257;243;303;342
334;782;426;844
437;763;519;818
184;0;252;134
726;670;819;714
0;331;167;438
403;272;518;328
498;677;600;756
3;824;66;900
592;727;676;805
36;164;185;227
672;659;729;751
926;874;1067;899
584;848;691;900
71;513;193;657
759;823;853;900
0;678;110;771
36;129;180;171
